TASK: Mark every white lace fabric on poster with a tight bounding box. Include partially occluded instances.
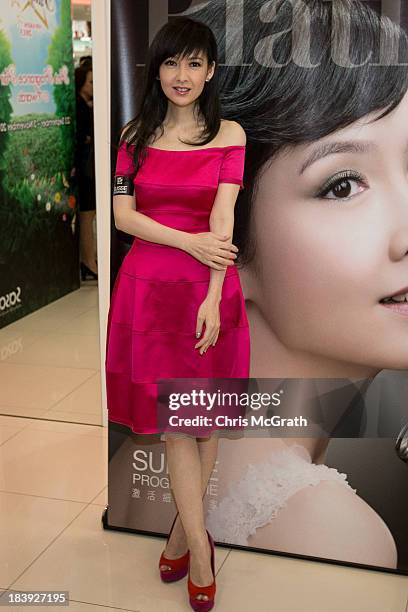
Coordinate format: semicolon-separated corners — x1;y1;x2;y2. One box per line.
206;443;357;546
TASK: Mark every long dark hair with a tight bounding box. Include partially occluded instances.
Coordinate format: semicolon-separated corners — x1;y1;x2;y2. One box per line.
188;0;408;268
75;62;92;94
118;16;221;173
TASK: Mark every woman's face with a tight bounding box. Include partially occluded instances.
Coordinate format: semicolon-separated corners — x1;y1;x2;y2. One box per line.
250;91;408;373
158;51;214;107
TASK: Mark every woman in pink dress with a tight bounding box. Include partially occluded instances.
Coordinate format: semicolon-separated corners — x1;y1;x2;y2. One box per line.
105;16;249;612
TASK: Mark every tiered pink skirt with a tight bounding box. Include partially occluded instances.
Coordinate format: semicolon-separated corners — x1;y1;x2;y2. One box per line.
105;237;250;435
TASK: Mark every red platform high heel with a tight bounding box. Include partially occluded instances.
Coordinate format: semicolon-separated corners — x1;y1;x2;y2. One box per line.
188;529;216;612
159;513;190;582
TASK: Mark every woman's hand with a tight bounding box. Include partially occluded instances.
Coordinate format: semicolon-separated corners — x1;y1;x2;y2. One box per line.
195;296;221;354
183;232;238;270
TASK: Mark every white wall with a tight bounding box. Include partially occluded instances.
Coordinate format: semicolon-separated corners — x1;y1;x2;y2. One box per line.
91;0;110;428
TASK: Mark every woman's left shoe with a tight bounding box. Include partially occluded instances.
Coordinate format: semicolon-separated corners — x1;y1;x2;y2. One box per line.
187;530;216;611
80;262;98;281
159;513;190;583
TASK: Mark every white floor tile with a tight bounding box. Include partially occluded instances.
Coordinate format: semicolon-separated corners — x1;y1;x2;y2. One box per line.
0;491;86;587
0;424;107;501
5;333;101;370
0;363;96;410
0;332;42;363
46;373;101;416
11;504;230;611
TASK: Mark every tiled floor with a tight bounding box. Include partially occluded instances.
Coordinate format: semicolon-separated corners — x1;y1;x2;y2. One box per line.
0;287;407;611
0;285;101;424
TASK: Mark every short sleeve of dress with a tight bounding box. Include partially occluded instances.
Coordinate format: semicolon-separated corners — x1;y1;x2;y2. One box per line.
114;141;136;176
113;141;136;196
218;146;245;191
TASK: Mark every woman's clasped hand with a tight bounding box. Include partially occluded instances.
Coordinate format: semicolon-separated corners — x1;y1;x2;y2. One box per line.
184;231;238;270
182;232;238;354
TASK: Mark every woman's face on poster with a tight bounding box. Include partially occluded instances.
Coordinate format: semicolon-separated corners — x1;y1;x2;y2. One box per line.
250;91;408;373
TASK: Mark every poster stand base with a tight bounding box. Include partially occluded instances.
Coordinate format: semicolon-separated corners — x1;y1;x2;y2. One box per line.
101;506;406;576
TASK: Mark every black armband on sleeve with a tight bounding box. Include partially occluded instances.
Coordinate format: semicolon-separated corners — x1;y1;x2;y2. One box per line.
113;175;134;196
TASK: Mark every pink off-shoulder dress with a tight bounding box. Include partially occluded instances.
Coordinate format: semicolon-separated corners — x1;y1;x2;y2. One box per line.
105;142;250;435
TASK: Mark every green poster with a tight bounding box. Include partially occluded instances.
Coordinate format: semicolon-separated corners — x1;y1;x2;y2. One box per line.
0;0;78;327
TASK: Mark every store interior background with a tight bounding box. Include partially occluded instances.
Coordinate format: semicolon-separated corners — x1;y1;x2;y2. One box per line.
0;0;104;429
0;2;406;608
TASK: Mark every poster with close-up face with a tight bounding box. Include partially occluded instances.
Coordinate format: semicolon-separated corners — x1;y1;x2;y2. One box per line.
106;0;408;575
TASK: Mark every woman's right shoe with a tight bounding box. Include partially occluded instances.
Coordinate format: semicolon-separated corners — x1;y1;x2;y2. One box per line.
187;529;216;612
159;513;190;583
80;262;98;281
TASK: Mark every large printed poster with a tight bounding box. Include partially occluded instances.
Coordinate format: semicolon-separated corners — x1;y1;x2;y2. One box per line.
107;0;408;575
0;0;78;328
